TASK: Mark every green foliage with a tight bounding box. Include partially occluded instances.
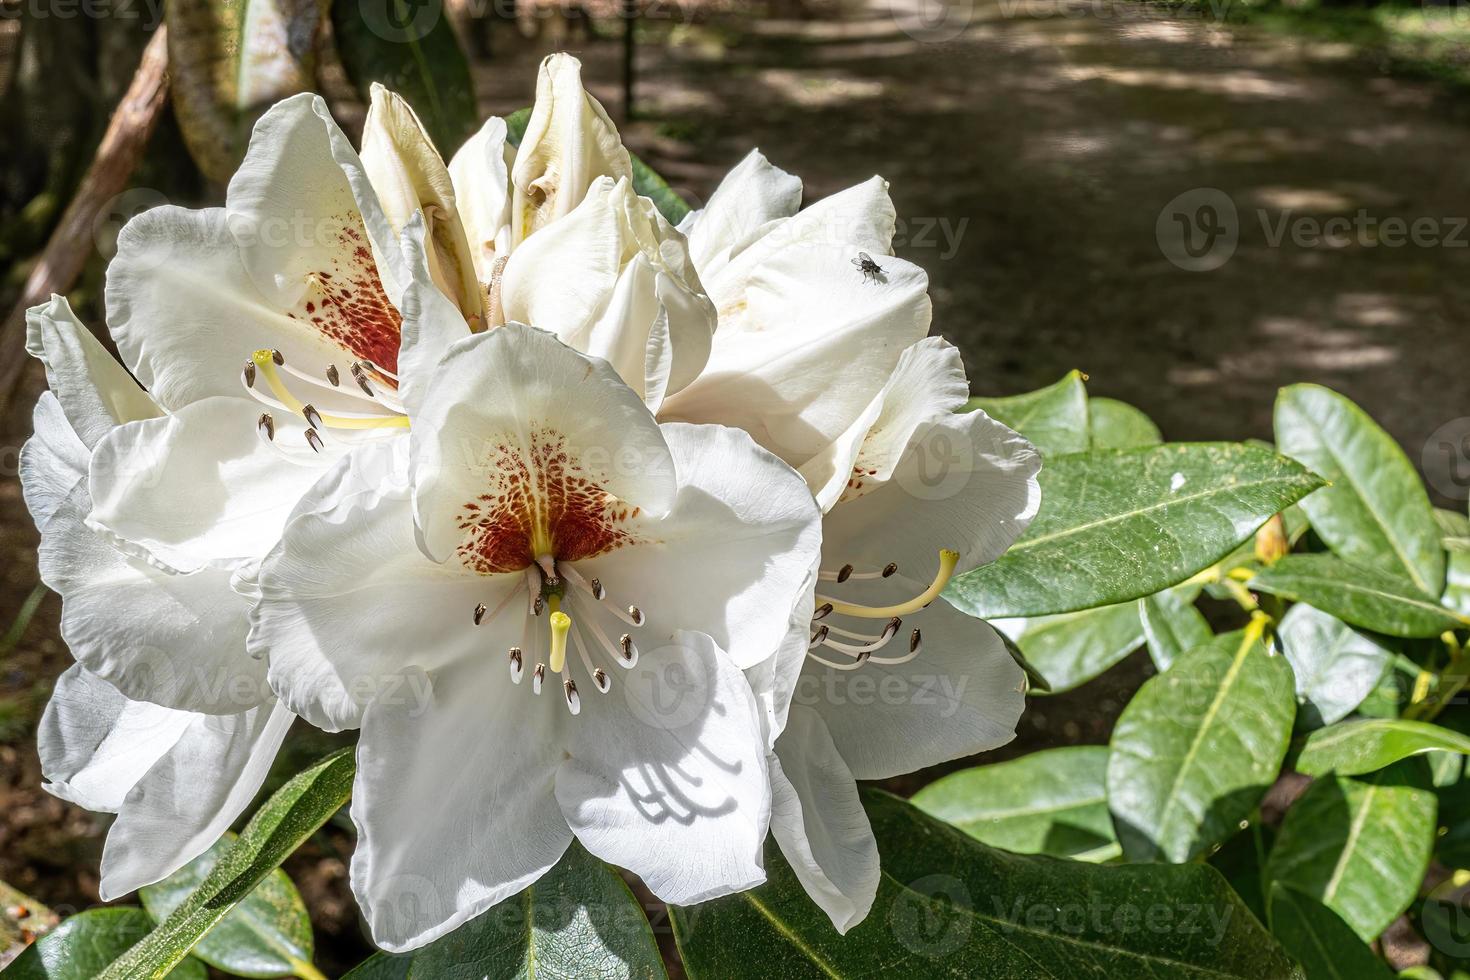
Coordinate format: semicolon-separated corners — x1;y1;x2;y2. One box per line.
139;835;315;978
1107;628;1297;863
1089;396;1163;450
1265;761;1437;941
912;746;1118;861
1266;883;1395;980
1251;554;1469;638
1276;603;1394;728
1294;718;1470;777
331;0;478;157
1138;586;1212;671
4;909;206;979
994;601;1144;693
95;749;355;980
966;371;1090;457
673;790;1302;978
949;442;1323;618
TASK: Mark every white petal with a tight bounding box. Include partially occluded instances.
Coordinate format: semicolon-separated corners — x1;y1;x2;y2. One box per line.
744;559;819;746
25;294;158;446
361;85;482;322
820;408;1041;577
575;421;822;670
679;149;802;280
253;488;500;732
38;664;191;813
704;175;896;317
21;393;89;531
394;213;474;419
799;337;971;512
769;706;879;933
659;243;929;469
99;699;295;899
228;92;406;306
106;206;402;412
88;396;337;571
350;660;571;952
510;53;633;245
448;115;514;282
410;324;678;565
39;484;267;714
556;630;770;905
500;176;714;407
800;598;1023;780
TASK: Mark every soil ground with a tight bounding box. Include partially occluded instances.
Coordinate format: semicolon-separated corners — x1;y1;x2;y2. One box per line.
3;0;1470;971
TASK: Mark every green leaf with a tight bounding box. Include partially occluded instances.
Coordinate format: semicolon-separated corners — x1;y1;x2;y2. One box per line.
948;443;1324;618
139;834;313;979
965;371;1089;458
502;108;691;226
911;746;1119;861
673;790;1302;979
996;631;1052;694
1266;883;1395;980
167;0;326;183
1294;719;1470;777
1107;630;1297;862
331;0;477;156
1276;603;1393;728
1250;554;1469;639
96;748;356;980
1444;545;1470;617
405;841;668;979
1209;822;1274;926
1138;587;1211;671
994;602;1142;693
1089;397;1163;450
3;909;206;980
1275;384;1445;596
1265;760;1437;941
340;955;411;980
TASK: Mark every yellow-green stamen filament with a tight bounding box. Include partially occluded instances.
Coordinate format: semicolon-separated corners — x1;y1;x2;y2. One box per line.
816;549;959;619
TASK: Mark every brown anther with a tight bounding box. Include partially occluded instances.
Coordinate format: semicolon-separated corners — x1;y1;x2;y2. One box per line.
304;428;323;453
243;360;257;387
270;349;284;366
474;602;487;625
837;564;854;583
883;562;898;578
257;413;275;441
326;363;341;386
303;404;323;429
814;602;834;621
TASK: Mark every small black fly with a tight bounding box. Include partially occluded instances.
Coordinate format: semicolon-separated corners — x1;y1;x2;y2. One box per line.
852;251;886;284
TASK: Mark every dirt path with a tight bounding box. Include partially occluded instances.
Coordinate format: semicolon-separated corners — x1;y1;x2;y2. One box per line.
552;0;1470;501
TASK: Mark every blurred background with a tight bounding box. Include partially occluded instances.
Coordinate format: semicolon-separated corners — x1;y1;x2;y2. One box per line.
2;0;1469;970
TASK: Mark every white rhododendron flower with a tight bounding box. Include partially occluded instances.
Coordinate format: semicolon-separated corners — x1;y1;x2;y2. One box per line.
669;153;1043;931
249;324;823;950
21;297;295;899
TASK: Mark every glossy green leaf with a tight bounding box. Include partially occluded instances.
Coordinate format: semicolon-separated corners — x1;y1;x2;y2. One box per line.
1444;545;1470;617
949;442;1324;618
1266;883;1395;980
3;910;205;980
331;0;477;156
994;602;1142;693
911;746;1118;861
1433;772;1470;867
1138;587;1211;671
1107;630;1297;863
140;834;313;978
340;954;411;980
1265;760;1437;941
1276;603;1393;728
405;841;667;979
965;371;1089;458
1089;397;1163;450
1251;554;1468;639
1275;384;1444;596
1294;719;1470;777
673;790;1303;978
96;748;356;980
167;0;326;182
502;108;691;226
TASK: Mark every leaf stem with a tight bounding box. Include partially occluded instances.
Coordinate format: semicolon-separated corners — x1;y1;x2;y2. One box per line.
290;957;330;980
